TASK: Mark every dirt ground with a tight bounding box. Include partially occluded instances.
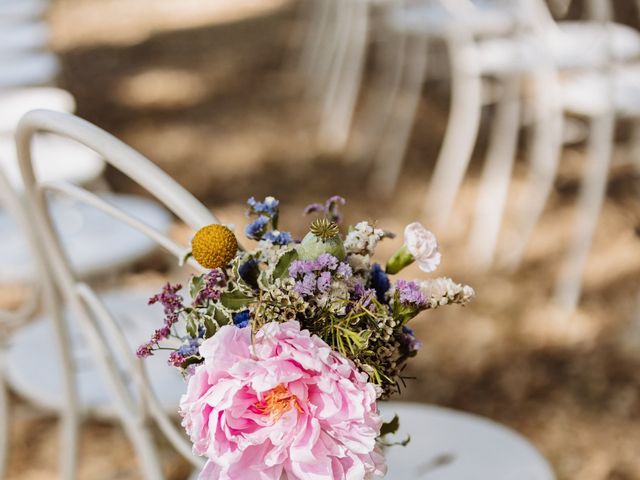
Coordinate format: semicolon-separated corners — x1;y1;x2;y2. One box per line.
4;0;640;479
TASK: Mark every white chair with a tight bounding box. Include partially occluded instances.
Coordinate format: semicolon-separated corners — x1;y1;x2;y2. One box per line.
372;0;639;273
13;109;219;479
0;0;47;24
0;51;60;88
0;164;71;480
378;402;554;479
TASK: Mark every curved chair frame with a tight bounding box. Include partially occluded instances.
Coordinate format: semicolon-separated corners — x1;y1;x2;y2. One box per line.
15;110;220;479
0;165;50;479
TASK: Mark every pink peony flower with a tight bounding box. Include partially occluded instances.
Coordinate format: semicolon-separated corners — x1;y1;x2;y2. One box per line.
180;320;386;480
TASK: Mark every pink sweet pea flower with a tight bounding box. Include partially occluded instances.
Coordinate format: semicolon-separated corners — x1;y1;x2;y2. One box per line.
180;321;386;480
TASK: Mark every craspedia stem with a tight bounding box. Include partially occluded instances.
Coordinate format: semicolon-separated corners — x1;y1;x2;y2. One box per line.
310;218;340;239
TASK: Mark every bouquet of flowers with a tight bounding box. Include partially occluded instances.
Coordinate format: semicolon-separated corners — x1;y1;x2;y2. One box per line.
138;196;474;480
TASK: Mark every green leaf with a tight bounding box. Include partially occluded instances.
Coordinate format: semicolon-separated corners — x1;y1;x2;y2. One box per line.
179;355;203;370
189;274;205;300
272;249;298;279
186;314;198;337
211;305;231;325
220;290;254;311
203;316;217;337
380;414;400;436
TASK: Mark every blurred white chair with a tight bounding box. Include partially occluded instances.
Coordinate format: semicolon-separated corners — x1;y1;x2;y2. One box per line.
13;109;219;479
0;164;72;480
378;402;554;479
0;52;60;88
0;0;47;24
370;0;639;273
0;0;60;89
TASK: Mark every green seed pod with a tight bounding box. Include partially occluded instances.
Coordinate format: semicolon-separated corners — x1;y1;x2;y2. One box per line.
296;219;346;261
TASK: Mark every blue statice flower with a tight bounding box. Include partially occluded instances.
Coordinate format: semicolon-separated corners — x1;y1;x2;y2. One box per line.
232;310;251;328
168;337;200;366
263;230;292;245
370;263;390;303
395;279;427;307
245;215;270;240
402;326;423;352
247;196;279;216
238;258;259;287
177;338;200;357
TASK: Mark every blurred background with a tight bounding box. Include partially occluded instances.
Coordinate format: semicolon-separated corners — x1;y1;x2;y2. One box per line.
2;0;640;479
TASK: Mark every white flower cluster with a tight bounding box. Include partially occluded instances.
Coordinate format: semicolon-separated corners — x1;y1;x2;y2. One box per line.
420;277;475;309
344;221;385;256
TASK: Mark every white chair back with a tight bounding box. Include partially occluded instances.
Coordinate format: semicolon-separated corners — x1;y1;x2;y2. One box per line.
0;162;79;480
15;109;220;479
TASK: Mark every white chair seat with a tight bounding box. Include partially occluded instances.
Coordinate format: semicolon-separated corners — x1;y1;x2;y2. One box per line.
385;3;514;39
0;52;59;88
561;66;640;117
376;402;554;479
0;0;47;23
5;289;186;419
0;133;104;190
0;21;49;54
477;21;640;76
0;194;172;282
0;87;75;134
550;21;640;70
185;402;555;479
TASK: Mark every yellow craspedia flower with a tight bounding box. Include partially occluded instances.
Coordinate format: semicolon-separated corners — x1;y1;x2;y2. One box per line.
191;224;238;269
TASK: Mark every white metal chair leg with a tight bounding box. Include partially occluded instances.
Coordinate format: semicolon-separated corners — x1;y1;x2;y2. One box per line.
0;351;8;480
554;111;615;311
318;0;369;153
347;22;408;164
628;118;640;171
423;32;482;229
500;65;564;271
123;421;166;480
49;290;80;480
466;73;521;271
306;0;343;102
299;0;334;84
369;34;428;197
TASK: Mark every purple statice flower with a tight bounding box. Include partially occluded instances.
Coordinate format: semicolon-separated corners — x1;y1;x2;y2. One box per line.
194;269;226;305
289;254;352;297
139;283;184;358
136;326;171;359
395;279;427;307
317;271;332;293
336;262;352;279
350;281;376;309
303;196;346;224
263;230;293;245
136;344;153;358
168;351;187;367
370;263;390;303
245;215;270;241
402;326;423;352
247;196;279;216
148;282;183;327
294;273;317;296
232;310;251;328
